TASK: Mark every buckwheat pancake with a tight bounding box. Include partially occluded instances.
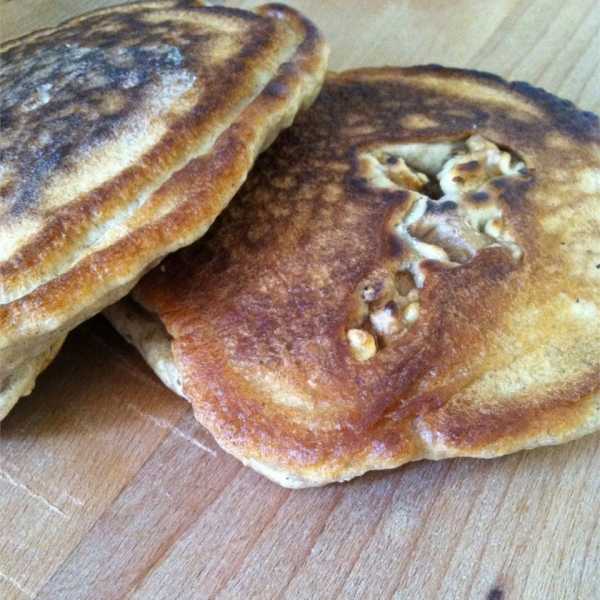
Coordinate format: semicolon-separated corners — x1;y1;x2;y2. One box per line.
0;1;328;419
106;67;600;487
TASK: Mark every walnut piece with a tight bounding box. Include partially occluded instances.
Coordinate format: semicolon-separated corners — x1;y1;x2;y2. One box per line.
349;135;529;360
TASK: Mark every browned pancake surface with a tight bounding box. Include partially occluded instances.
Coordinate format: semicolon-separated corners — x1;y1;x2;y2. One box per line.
131;67;600;484
0;0;327;417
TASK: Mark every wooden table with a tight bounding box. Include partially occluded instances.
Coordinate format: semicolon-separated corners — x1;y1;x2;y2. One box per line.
1;1;599;598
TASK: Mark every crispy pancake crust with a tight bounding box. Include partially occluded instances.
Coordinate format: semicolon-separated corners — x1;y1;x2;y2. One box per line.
0;1;328;416
109;67;600;487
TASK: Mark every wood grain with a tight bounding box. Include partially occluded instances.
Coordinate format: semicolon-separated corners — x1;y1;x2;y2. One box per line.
1;1;599;599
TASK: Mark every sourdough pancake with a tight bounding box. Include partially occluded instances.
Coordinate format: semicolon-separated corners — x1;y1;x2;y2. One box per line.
0;1;328;418
106;67;600;487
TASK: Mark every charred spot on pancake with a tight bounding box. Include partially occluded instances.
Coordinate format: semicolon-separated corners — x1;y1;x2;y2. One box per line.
348;135;530;360
265;80;288;98
471;191;489;202
457;160;480;172
1;33;197;216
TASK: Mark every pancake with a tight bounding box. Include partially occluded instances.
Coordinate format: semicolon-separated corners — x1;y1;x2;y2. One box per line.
0;0;328;419
106;66;600;487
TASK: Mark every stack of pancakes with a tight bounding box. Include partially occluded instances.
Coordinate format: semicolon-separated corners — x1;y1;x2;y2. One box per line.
1;1;327;417
2;1;598;487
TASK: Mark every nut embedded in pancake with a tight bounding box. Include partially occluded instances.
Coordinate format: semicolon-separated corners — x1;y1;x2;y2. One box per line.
348;135;528;359
107;66;600;487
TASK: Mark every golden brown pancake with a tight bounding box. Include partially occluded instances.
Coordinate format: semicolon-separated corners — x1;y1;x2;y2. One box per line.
0;0;328;418
106;67;600;487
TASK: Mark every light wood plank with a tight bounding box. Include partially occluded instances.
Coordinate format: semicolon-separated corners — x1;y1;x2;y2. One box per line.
0;320;189;596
